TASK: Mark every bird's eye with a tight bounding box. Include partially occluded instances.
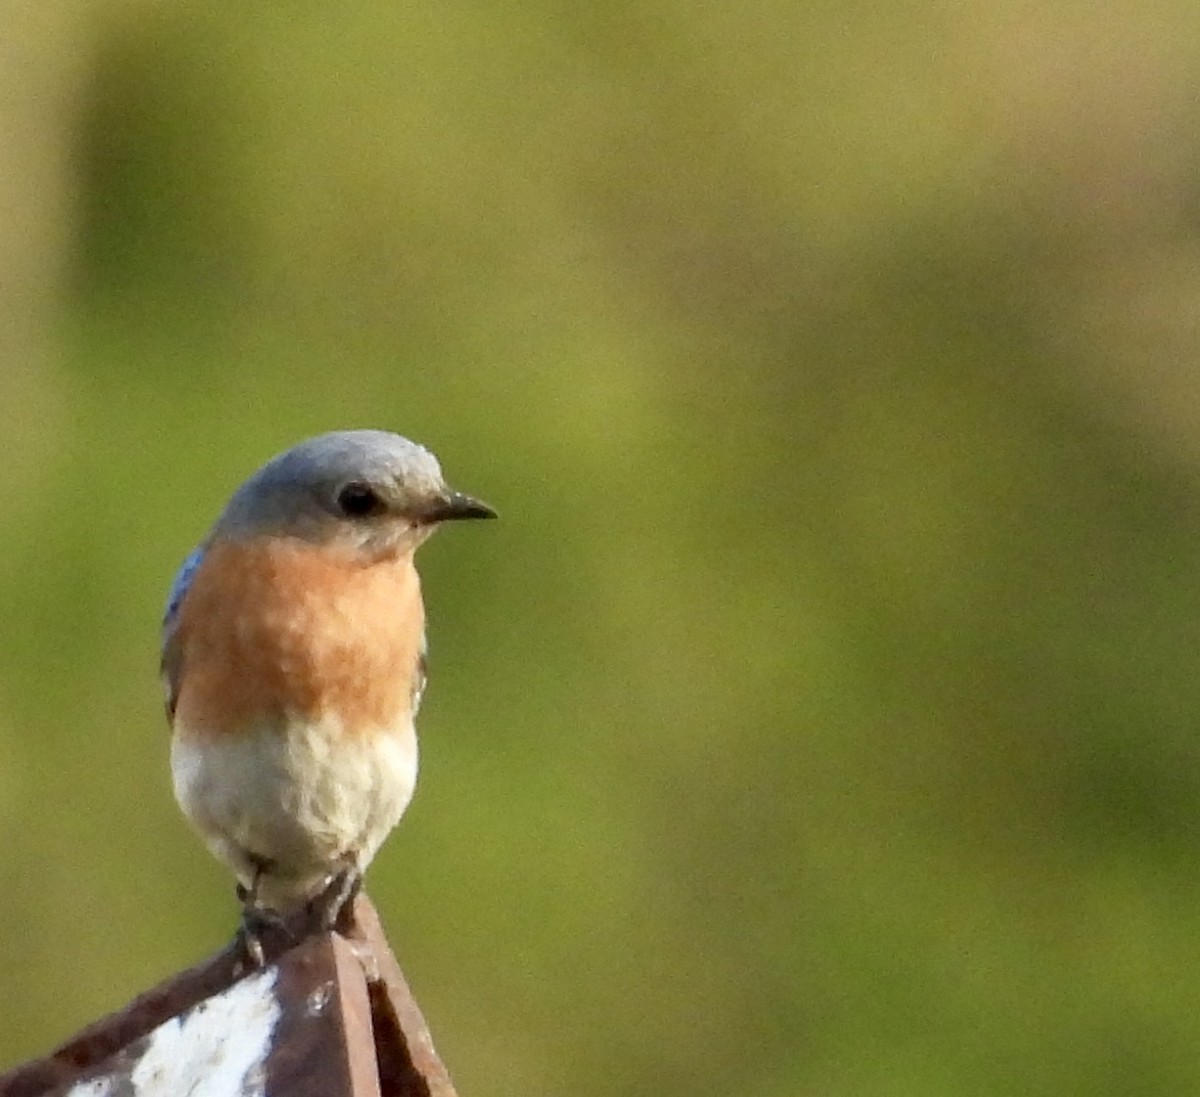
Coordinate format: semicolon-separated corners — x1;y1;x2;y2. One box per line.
335;483;385;518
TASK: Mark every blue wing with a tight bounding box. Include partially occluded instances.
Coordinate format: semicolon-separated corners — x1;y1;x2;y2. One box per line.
161;545;205;720
163;545;205;637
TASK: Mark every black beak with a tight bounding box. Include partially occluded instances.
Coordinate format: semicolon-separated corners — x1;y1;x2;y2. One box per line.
421;490;497;523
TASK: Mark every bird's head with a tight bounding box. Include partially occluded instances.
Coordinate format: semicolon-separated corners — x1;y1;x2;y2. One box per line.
216;429;496;557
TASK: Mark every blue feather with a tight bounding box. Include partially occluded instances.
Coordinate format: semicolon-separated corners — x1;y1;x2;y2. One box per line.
163;545;205;638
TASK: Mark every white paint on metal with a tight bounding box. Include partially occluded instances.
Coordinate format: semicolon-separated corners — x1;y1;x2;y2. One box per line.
65;1078;114;1097
306;980;333;1017
67;967;283;1097
131;968;280;1096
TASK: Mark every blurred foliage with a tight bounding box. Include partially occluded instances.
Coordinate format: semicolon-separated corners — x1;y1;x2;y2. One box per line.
5;1;1200;1094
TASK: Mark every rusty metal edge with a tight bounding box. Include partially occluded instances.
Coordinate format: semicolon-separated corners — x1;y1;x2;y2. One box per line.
331;934;386;1097
344;896;458;1097
264;933;383;1097
0;893;458;1097
0;940;243;1097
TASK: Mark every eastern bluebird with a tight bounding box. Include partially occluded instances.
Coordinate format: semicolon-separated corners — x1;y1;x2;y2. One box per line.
162;430;495;962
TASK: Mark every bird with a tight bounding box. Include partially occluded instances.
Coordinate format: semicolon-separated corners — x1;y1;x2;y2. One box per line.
161;429;495;963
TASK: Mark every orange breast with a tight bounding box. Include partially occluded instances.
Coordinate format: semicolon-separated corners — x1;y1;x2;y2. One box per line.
172;537;424;738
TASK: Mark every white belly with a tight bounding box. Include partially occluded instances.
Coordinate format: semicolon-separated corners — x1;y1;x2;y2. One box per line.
171;716;418;909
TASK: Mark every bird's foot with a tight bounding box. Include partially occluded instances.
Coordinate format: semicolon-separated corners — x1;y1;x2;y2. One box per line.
236;902;290;970
308;863;362;933
234;870;292;971
231;861;360;969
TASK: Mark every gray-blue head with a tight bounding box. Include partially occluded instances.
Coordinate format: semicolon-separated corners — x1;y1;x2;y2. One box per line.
215;429;495;553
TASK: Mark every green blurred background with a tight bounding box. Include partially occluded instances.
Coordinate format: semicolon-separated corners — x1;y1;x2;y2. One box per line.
5;2;1200;1094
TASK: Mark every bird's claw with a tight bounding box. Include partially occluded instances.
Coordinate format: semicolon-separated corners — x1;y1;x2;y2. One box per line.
309;864;362;932
235;883;290;970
